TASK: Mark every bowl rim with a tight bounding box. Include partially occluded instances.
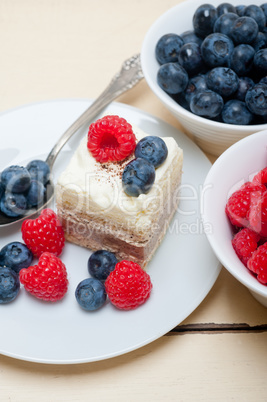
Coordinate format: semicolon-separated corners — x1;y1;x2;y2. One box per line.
201;128;267;297
140;0;267;132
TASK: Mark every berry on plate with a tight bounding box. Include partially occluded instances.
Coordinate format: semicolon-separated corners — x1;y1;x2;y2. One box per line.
232;228;260;266
75;278;106;311
0;266;20;304
21;208;65;257
0;241;33;274
19;252;68;301
105;260;153;310
87;115;136;163
88;250;117;281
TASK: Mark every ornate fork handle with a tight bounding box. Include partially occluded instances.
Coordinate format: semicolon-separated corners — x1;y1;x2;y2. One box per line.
46;54;143;169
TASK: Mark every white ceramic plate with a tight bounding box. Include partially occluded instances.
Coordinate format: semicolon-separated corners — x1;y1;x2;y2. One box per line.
0;99;221;364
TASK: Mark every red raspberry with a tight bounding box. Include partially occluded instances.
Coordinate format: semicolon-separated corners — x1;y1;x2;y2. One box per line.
19;252;68;301
247;242;267;285
252;167;267;186
225;182;265;227
232;228;260;266
87;115;136;163
248;190;267;237
105;260;152;310
21;208;65;257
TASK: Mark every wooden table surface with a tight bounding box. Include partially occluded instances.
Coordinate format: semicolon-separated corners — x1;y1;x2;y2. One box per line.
1;1;267;400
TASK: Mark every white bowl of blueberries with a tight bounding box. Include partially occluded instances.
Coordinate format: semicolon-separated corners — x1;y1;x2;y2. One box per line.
141;0;267;156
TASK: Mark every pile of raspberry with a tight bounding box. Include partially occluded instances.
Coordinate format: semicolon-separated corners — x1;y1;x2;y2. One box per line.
226;166;267;285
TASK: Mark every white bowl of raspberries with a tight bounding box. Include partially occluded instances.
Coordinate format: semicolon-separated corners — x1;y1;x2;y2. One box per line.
202;128;267;307
141;0;267;156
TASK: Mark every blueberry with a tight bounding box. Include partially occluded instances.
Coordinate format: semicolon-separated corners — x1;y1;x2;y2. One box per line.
1;165;31;193
26;180;46;208
193;4;218;38
190;89;224;118
229;44;255;76
75;278;106;311
260;76;267;85
230;16;259;45
244;5;266;32
235;77;255;101
178;43;205;76
222;99;253;125
217;3;236;16
252;32;267;52
206;67;239;98
184;74;208;103
236;5;246;17
157;62;188;95
261;3;267;20
0;267;20;304
201;33;234;67
26;160;50;185
172;92;191;111
0;181;4;201
245;83;267;115
254;49;267;77
135;136;168;168
213;12;238;36
180;30;202;46
0;192;27;217
88;250;117;281
262;26;267;42
0;242;33;274
155;34;184;65
122;158;155;197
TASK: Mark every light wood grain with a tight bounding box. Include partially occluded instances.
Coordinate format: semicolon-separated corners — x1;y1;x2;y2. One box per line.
1;333;267;401
0;0;267;399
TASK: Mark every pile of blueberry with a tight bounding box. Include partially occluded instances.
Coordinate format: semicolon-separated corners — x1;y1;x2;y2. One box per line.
75;250;117;311
156;3;267;125
0;241;33;303
122;136;168;197
0;160;50;218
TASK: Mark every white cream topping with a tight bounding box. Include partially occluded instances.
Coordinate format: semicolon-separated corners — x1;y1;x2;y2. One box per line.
57;125;182;227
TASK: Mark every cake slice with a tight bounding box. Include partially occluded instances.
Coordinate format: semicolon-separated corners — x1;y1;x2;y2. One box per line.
56;115;183;267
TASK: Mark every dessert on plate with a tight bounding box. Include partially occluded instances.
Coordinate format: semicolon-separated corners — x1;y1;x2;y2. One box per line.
56;115;183;267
